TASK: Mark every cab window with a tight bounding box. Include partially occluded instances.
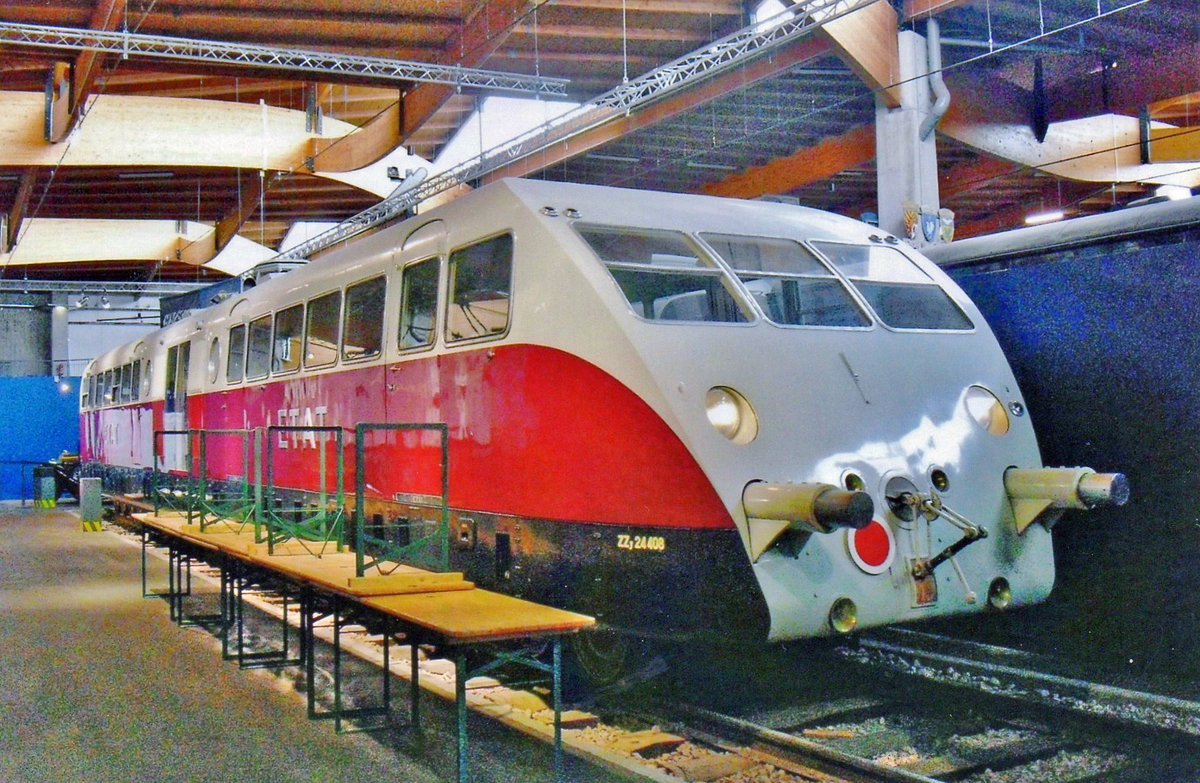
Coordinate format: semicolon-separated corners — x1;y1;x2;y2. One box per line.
702;233;869;328
812;242;973;331
446;234;512;342
576;225;748;323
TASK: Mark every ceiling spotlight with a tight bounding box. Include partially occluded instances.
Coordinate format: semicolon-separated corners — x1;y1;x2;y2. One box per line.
100;295;111;309
1024;210;1064;226
76;295;89;309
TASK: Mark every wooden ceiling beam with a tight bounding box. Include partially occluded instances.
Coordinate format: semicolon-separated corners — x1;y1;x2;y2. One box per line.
310;99;402;173
214;172;267;251
901;0;973;22
938;153;1022;200
481;36;830;184
6;169;35;252
702;124;875;199
548;0;741;13
70;0;125;126
816;0;901;109
507;24;709;43
399;0;532;145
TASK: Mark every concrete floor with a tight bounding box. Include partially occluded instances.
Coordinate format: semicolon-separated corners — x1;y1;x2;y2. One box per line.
0;505;594;783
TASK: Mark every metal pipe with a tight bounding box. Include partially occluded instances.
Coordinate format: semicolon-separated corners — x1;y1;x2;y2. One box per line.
1004;466;1129;533
743;481;873;535
919;18;951;142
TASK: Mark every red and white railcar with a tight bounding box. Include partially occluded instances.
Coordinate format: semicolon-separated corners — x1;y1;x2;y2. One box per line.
82;179;1124;676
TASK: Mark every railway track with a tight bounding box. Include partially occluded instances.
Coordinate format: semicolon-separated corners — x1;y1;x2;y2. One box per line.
634;628;1200;783
117;518;1200;782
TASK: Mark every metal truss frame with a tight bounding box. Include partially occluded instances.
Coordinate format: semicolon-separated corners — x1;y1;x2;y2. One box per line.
276;0;878;262
0;21;569;96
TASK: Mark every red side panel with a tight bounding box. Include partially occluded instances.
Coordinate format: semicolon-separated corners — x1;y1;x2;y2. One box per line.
189;344;732;530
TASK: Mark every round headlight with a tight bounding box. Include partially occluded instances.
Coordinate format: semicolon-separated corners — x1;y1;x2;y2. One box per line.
964;385;1010;436
705;386;758;444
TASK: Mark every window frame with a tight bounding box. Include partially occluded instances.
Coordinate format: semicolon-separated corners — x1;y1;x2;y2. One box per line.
698;232;871;330
245;314;273;381
272;303;305;376
810;240;975;333
226;324;246;384
574;223;753;326
398;256;441;353
303;290;342;370
445;232;515;345
341;275;387;363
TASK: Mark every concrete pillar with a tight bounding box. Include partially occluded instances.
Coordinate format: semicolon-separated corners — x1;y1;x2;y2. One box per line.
875;30;947;248
0;293;50;377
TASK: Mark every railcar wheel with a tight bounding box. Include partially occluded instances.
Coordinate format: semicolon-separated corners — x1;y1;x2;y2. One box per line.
565;630;633;691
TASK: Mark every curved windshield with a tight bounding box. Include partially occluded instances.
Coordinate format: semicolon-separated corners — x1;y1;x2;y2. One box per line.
701;233;869;327
576;225;750;323
811;241;973;331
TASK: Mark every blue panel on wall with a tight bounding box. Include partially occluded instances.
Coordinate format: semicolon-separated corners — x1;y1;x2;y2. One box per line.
0;377;80;500
948;235;1200;678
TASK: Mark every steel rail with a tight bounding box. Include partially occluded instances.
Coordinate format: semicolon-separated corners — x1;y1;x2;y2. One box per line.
674;702;946;783
849;629;1200;737
0;21;569;95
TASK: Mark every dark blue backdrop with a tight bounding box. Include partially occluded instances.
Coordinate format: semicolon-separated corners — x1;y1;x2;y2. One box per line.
0;376;80;500
948;232;1200;681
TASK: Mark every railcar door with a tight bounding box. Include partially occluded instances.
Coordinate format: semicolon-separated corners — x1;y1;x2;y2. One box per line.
161;341;190;473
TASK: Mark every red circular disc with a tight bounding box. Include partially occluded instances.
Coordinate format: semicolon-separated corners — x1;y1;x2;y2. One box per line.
848;519;894;574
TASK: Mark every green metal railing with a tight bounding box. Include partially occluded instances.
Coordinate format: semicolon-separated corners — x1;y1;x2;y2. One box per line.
354;422;450;577
262;424;347;556
196;428;258;534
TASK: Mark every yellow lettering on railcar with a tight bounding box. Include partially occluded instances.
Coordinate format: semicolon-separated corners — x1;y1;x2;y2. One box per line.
616;534;666;552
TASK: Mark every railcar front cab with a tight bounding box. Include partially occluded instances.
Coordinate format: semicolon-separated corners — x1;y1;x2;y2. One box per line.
572;222;1128;632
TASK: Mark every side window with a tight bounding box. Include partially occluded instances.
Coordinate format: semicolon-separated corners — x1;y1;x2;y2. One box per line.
342;276;385;361
130;360;141;401
446;234;513;342
119;364;132;403
399;257;440;351
575;225;749;323
165;343;190;414
227;325;246;383
246;315;272;380
141;360;152;398
273;304;304;374
81;375;90;409
103;369;114;405
304;291;341;369
207;337;220;384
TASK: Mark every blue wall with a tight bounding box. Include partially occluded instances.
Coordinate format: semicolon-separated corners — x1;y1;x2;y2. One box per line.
0;376;80;500
948;232;1200;678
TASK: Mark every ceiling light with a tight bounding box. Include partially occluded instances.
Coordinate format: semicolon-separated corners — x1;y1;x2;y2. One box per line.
686;161;738;171
585;153;641;164
117;171;175;180
1156;185;1193;201
76;295;89;308
100;295;111;309
1024;210;1064;225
